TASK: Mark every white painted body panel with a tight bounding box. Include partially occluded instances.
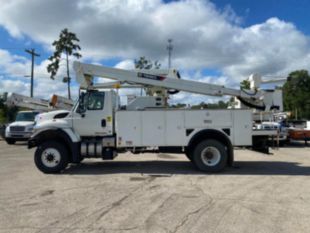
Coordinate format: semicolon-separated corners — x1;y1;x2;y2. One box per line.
231;110;252;145
34;118;71;129
115;109;253;147
35;110;69;124
32;119;80;143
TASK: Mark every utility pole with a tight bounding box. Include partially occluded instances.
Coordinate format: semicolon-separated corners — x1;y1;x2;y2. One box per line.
25;48;40;97
167;39;173;68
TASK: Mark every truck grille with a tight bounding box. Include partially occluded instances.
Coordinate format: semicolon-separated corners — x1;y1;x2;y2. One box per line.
10;126;25;132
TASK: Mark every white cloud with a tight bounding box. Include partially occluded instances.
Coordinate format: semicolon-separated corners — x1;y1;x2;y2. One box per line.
1;0;310;103
114;59;135;69
0;49;79;100
0;77;30;95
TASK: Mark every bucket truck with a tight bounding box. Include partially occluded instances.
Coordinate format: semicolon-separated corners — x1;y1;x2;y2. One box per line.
28;62;280;173
231;75;288;144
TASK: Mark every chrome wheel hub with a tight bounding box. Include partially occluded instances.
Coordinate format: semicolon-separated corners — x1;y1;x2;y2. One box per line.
41;148;61;168
201;146;221;166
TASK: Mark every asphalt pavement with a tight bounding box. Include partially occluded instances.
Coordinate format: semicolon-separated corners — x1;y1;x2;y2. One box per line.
0;141;309;233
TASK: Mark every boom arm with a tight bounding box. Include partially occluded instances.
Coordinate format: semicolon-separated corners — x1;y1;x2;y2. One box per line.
5;93;50;110
74;62;260;97
4;93;73;111
73;62;280;111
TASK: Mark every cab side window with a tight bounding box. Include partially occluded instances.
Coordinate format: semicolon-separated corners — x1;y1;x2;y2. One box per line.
87;92;105;110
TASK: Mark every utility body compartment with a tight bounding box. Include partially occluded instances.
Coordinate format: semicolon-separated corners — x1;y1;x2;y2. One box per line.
115;109;253;147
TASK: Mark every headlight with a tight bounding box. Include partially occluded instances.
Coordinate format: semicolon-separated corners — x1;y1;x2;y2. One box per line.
26;126;34;132
32;125;39;133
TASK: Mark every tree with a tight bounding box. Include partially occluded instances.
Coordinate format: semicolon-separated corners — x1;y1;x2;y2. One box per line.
283;70;310;119
0;97;6;123
240;79;250;89
134;56;161;69
171;103;187;108
0;93;18;124
47;28;82;99
191;101;229;110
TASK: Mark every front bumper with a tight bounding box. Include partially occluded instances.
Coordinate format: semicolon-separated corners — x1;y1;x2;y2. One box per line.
5;132;32;141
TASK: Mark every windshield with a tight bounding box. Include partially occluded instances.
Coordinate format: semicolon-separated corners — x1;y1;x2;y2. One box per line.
72;97;80;113
15;112;38;122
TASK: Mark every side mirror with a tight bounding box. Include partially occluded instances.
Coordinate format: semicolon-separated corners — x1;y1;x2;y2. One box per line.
77;92;86;114
78;104;86;114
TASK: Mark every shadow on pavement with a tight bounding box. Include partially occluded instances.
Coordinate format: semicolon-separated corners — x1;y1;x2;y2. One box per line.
64;160;310;176
284;141;310;148
12;142;28;146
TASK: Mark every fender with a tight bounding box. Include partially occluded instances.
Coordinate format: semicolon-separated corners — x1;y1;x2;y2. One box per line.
187;128;234;166
28;127;81;163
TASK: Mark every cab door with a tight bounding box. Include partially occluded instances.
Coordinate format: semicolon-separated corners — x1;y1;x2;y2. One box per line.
72;91;113;136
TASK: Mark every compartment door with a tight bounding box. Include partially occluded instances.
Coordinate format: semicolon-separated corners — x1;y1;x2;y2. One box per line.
142;111;165;146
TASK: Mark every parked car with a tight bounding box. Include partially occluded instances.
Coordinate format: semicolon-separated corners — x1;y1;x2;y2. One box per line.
256;121;288;145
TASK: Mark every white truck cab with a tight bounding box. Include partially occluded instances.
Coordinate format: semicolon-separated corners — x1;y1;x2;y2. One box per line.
71;90;117;137
5;111;40;144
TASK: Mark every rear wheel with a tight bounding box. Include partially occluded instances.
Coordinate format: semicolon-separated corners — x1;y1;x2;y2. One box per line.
193;139;227;172
34;141;69;174
6;139;16;145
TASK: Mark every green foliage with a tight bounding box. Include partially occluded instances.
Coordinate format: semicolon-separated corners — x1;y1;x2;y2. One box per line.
0;110;5;123
47;28;82;99
170;101;229;109
0;108;24;124
134;56;161;69
191;101;229;109
0;98;19;123
240;79;250;89
283;70;310;119
0;101;5;123
170;103;187;108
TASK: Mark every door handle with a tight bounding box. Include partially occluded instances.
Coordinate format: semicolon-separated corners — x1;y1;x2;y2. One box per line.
101;119;106;127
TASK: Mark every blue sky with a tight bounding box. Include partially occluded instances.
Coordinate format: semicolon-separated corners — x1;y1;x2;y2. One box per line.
215;0;310;33
0;0;310;103
2;0;310;66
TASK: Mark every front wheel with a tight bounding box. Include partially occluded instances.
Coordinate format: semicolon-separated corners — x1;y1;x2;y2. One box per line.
6;139;16;145
193;139;227;173
184;148;193;162
34;141;69;174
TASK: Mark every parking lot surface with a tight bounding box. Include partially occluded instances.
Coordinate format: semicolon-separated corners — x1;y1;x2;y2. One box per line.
0;140;309;233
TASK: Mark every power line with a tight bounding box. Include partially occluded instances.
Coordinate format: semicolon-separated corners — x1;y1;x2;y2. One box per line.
167;39;173;68
0;47;27;50
25;49;40;97
0;73;50;77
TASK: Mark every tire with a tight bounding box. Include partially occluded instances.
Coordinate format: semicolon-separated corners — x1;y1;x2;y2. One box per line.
279;140;286;147
184;148;193;162
192;139;227;173
6;139;16;145
34;141;69;174
185;152;193;162
71;157;84;164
